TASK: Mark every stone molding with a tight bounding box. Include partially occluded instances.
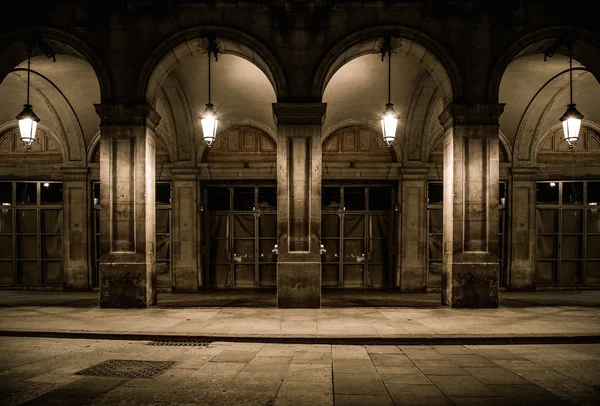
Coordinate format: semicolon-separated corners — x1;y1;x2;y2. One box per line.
438;103;505;130
511;166;539;181
62;167;88;181
272;103;327;126
172;167;198;181
94;103;161;129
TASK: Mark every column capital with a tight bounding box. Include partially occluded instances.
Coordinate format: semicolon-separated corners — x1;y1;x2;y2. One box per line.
94;103;161;129
438;103;505;130
511;166;539;181
401;167;427;181
272;103;327;126
172;167;198;181
61;167;88;181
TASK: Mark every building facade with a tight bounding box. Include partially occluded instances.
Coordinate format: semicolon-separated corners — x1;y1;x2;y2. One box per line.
0;1;599;308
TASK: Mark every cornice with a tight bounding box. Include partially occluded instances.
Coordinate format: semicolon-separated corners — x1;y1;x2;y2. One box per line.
94;103;161;129
401;167;427;181
172;167;198;181
272;103;327;126
438;104;505;131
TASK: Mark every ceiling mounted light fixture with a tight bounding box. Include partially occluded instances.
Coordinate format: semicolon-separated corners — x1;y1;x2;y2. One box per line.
379;35;397;147
201;35;220;147
559;42;584;148
15;37;55;150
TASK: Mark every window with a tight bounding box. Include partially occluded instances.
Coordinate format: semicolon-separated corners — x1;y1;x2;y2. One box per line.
0;181;63;286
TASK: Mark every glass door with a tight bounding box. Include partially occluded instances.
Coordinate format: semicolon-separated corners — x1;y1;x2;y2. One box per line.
321;185;394;288
205;185;277;288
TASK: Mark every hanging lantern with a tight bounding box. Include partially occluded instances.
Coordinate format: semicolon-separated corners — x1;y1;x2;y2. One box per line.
201;103;218;146
379;35;397;147
16;104;40;148
202;36;220;147
560;43;584;147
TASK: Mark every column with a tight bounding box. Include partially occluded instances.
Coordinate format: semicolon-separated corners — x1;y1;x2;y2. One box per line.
438;103;504;308
62;167;89;290
399;168;428;292
95;103;160;308
272;103;326;308
509;167;538;290
171;167;199;292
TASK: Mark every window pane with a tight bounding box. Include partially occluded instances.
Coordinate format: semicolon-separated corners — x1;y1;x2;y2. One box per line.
322;187;341;211
321;239;339;263
562;209;582;233
40;182;62;204
560;261;582;285
0;209;13;234
561;236;581;259
322;215;340;238
322;264;339;287
17;210;37;233
343;264;363;287
429;235;443;260
157;262;170;286
371;215;390;238
587;210;600;233
428;262;442;286
207;187;230;211
535;261;556;286
233;187;254;211
156;209;169;234
536;182;558;204
17;236;38;259
0;236;13;259
0;261;13;285
259;265;276;287
209;215;229;239
536;210;558;233
16;182;36;205
429;209;443;233
233;240;254;262
367;263;387;288
0;182;12;205
43;261;62;286
257;187;277;210
585;261;600;285
259;239;277;263
259;214;277;238
588;182;600;205
370;239;390;262
344;187;365;211
156;235;170;260
563;182;583;205
156;183;171;205
93;182;100;206
536;236;557;259
234;215;255;238
41;210;62;234
233;265;255;288
209;239;228;263
369;188;392;211
499;183;507;206
17;261;38;285
587;236;600;259
343;240;364;262
428;183;443;205
344;215;364;238
42;236;62;259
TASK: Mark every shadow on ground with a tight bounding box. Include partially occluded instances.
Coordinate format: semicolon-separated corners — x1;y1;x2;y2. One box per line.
0;289;598;308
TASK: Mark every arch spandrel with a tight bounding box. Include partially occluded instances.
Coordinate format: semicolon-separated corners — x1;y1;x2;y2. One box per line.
0;125;64;164
536;125;600;164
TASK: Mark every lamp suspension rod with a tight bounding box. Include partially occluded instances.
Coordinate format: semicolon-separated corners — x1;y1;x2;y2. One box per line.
569;46;573;105
387;49;391;104
207;51;211;104
26;45;31;105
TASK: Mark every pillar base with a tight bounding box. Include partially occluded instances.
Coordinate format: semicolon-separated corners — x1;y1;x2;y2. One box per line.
100;263;156;308
444;262;498;308
174;267;199;292
400;267;426;292
277;262;321;308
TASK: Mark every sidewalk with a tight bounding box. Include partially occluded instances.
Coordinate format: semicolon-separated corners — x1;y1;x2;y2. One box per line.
0;290;599;344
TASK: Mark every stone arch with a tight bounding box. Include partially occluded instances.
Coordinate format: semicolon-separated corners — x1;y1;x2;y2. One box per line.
323;125;396;163
203;125;276;164
534;123;600;164
137;26;287;104
0;122;66;164
0;27;112;100
488;26;600;102
313;25;463;103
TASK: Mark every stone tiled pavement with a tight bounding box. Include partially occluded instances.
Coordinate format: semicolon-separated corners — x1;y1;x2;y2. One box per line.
1;338;600;405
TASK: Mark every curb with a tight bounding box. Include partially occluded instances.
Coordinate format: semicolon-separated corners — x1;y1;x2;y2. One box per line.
1;330;600;345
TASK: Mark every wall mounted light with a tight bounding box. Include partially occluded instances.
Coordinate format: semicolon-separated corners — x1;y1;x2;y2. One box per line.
201;36;220;147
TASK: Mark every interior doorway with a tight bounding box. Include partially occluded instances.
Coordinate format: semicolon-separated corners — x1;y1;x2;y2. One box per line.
204;184;278;288
321;184;395;289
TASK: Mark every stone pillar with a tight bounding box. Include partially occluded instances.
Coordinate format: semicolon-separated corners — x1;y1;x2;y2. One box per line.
95;103;160;308
399;168;428;292
171;167;199;292
509;167;538;290
438;104;504;308
62;167;89;290
272;103;326;308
